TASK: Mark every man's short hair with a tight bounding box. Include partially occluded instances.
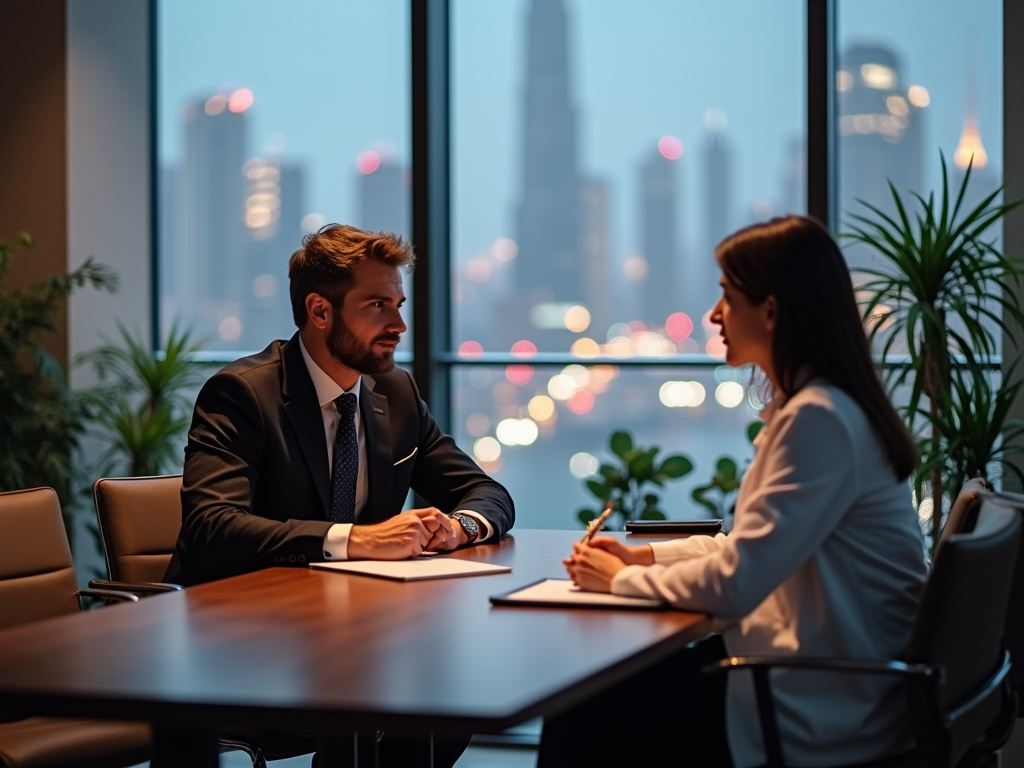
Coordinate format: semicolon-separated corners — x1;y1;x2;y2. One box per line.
288;224;415;328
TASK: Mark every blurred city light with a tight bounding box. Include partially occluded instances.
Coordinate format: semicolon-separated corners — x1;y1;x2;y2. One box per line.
569;452;600;479
491;237;518;262
528;395;556;423
566;390;595;415
356;150;381;174
860;62;896;89
547;374;577;401
836;70;853;92
473;436;502;463
228;88;254;113
511;340;538;358
564;305;591;332
715;381;745;408
300;212;326;232
458;340;484;358
219;315;242;341
466;412;490;438
907;84;930;108
917;497;933;523
204;94;227;115
562;364;590;388
659;380;706;408
571;337;600;357
664;312;694;340
705;335;727;358
505;364;533;385
252;273;277;298
657;135;683;160
496;418;539;446
622;254;648;281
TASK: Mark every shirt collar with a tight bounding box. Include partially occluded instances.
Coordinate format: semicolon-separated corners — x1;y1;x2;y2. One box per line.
298;336;361;408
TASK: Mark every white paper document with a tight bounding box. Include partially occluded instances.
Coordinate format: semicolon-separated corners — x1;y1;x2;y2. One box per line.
310;557;512;582
493;578;664;609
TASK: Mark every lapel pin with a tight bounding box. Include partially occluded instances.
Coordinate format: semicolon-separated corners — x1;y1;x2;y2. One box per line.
372;407;385;414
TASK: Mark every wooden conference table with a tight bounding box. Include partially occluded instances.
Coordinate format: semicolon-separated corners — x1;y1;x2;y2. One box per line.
0;529;722;766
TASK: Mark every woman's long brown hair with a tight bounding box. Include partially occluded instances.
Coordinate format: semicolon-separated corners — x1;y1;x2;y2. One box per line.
716;215;917;481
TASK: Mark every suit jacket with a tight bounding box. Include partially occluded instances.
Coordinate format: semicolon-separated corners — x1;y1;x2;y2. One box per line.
167;334;515;585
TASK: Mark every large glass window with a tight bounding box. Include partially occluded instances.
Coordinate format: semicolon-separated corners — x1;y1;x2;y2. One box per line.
451;0;804;526
837;1;1003;282
158;0;412;356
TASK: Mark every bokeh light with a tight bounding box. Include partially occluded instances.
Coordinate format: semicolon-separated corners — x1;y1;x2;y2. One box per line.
665;312;694;341
511;339;538;358
907;84;930;108
473;436;501;463
659;381;706;408
715;381;745;408
496;418;539;446
547;374;577;401
564;305;591;332
623;254;648;281
356;150;381;174
219;315;242;341
528;395;556;423
228;88;254;113
204;94;227;115
569;452;600;479
459;340;484;358
491;238;518;262
706;335;727;359
252;273;277;298
562;364;590;388
571;338;600;357
657;135;683;160
566;390;595;415
505;364;533;386
466;412;490;438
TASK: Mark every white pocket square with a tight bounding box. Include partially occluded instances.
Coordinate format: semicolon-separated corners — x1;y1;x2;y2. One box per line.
394;447;418;467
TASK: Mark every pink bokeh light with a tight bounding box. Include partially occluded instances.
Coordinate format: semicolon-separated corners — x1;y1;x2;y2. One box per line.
511;340;537;359
566;390;595;415
658;135;683;160
458;340;483;358
665;312;694;341
357;150;381;175
505;364;533;386
228;88;254;113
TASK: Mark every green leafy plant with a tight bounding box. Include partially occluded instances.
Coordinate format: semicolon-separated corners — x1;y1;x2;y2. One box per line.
847;152;1024;544
692;421;764;519
0;232;118;536
81;322;205;476
576;430;694;530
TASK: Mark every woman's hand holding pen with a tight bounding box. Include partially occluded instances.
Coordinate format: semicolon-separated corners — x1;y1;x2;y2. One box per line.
563;537;655;593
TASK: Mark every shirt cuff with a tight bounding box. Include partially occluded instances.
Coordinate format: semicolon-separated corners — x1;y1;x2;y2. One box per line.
454;510;494;543
322;523;353;560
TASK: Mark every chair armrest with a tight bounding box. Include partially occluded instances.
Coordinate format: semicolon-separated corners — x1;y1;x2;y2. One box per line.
704;655;943;680
89;579;183;595
76;588;139;603
701;656;944;768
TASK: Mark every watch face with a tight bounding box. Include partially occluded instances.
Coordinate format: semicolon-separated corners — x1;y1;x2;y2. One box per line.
457;514;479;541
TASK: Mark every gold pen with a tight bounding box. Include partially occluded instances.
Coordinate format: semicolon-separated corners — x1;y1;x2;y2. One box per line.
580;500;615;545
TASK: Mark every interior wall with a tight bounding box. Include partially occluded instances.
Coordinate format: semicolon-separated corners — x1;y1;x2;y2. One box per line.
0;0;68;369
67;0;152;388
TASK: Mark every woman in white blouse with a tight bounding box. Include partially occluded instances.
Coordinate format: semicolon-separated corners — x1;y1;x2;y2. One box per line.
558;216;928;767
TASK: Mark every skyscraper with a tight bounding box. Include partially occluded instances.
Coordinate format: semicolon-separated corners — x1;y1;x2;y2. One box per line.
515;0;581;305
358;158;410;238
697;110;732;317
838;44;926;270
638;146;680;326
177;92;250;347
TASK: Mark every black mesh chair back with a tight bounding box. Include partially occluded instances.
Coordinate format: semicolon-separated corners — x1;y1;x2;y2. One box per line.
904;497;1021;766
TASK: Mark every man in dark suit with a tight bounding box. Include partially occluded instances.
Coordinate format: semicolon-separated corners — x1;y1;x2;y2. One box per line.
168;224;514;586
167;224;515;767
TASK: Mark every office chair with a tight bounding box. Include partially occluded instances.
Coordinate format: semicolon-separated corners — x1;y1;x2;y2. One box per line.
706;495;1022;768
90;475;184;596
0;487;150;768
937;477;989;547
90;475;315;768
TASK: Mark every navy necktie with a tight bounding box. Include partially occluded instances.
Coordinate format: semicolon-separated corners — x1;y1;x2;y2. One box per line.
329;393;358;524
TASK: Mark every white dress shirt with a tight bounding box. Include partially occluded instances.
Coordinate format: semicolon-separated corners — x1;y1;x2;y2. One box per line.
611;381;928;767
299;339;492;560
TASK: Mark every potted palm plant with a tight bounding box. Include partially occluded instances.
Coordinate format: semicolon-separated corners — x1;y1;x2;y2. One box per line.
847;153;1024;544
0;232;118;539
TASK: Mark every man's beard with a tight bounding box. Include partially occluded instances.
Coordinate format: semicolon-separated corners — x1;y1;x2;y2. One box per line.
326;319;400;376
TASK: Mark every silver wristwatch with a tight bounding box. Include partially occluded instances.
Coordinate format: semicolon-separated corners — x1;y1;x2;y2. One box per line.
450;512;480;545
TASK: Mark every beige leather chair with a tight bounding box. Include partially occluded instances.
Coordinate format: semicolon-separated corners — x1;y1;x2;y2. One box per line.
0;487;150;768
91;475;183;594
937;477;989;546
90;476;312;767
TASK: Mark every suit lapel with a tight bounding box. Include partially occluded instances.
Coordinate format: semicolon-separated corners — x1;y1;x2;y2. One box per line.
361;376;393;523
281;335;331;517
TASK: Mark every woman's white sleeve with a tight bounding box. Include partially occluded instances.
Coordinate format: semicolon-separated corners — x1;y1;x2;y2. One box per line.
611;404;858;618
649;533;728;564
